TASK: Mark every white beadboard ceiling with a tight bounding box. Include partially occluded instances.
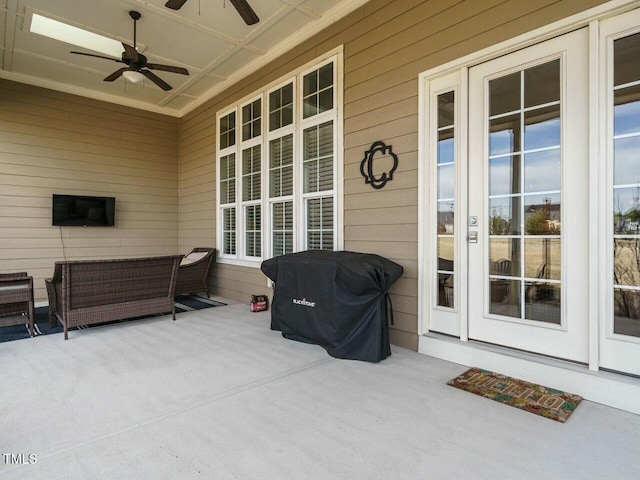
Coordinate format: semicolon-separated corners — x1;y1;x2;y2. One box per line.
0;0;365;117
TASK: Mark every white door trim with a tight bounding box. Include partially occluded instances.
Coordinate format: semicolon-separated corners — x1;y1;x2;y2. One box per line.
417;0;640;413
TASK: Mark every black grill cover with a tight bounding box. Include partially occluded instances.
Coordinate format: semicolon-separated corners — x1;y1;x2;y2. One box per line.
261;250;403;362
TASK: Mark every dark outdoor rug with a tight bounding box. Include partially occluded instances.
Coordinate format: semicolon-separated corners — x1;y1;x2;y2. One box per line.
447;367;583;423
174;295;226;312
0;295;226;343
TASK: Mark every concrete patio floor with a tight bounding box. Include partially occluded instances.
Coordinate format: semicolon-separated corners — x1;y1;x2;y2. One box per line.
1;300;639;479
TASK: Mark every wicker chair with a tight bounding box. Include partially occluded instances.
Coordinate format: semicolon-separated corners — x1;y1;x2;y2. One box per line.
175;248;216;298
0;272;35;337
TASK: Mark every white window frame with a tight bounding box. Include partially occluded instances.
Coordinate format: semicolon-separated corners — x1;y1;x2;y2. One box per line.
217;108;238;259
216;47;344;267
239;95;264;261
266;77;297;259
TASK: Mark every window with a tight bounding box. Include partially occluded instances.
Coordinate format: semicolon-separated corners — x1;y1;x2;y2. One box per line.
269;84;293;131
612;32;640;338
242;99;261;141
217;54;342;265
436;91;455;309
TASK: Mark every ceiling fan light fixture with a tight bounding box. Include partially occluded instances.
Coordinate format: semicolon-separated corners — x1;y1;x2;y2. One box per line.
123;70;145;83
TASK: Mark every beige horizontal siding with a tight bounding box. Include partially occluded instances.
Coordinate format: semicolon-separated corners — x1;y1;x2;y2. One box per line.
176;0;607;351
0;79;179;302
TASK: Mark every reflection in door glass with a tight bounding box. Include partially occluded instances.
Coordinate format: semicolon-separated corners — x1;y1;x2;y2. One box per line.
436;91;455;308
488;60;561;324
612;32;640;338
489;155;520;196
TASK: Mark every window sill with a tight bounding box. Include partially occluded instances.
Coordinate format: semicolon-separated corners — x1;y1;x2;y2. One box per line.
216;257;262;269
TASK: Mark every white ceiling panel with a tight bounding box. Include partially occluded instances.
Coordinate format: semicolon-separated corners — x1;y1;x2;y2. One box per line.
182;74;225;97
212;48;262;78
0;0;366;116
250;9;314;52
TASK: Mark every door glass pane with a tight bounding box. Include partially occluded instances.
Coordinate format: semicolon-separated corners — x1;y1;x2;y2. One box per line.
614;239;640;286
614;187;640;234
437;164;454;199
489;115;521;155
489;279;520;318
438;91;455;127
524;105;560;150
613;137;640;186
614;32;640;86
614;84;640;135
524;60;560;107
437;237;454;266
613;289;640;336
438;273;454;308
437;201;454;234
524;238;561;280
612;32;640;337
436;91;455;308
489;72;520;116
524;194;561;234
487;59;561;323
490;155;520;196
438;129;454;164
525;281;561;324
489;196;521;235
524;150;560;193
489;238;521;277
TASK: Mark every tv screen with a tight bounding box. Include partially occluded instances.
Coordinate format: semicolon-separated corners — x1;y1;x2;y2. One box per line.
52;194;115;226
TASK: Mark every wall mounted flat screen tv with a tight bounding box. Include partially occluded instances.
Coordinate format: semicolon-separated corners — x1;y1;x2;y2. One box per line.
52;194;115;226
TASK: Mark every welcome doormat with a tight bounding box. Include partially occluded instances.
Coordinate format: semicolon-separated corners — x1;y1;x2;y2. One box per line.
0;295;226;343
447;367;583;423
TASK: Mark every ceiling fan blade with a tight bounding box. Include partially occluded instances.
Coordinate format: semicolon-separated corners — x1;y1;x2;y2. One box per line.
103;68;129;82
141;69;173;91
146;63;189;75
121;42;139;62
71;51;123;63
165;0;188;10
230;0;260;25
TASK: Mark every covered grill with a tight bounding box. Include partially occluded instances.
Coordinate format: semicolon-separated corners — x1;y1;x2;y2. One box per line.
261;250;403;362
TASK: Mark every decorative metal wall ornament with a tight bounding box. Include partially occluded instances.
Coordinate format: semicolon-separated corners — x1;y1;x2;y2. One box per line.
360;141;399;189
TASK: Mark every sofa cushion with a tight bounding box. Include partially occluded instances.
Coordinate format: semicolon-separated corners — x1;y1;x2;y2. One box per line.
180;251;208;265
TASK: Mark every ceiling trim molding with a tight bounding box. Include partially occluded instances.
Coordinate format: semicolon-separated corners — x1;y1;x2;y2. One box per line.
0;69;183;117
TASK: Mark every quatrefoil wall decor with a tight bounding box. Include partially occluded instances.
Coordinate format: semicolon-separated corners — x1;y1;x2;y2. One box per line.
360;141;399;190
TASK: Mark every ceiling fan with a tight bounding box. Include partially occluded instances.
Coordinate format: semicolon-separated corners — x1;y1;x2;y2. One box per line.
165;0;259;25
70;11;189;91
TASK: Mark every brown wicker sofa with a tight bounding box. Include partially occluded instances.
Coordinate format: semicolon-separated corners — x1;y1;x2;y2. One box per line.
46;255;183;340
175;248;216;297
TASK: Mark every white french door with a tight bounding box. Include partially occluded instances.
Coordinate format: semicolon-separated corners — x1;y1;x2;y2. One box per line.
466;29;589;362
600;10;640;376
